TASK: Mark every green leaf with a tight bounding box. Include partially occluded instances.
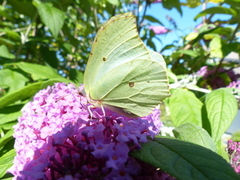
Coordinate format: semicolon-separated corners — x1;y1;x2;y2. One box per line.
69;69;84;84
144;15;163;25
8;0;36;18
0;149;15;178
107;0;120;6
0;37;15;46
173;123;217;152
0;28;20;40
162;0;182;16
0;104;22;125
0;129;14;152
0;81;44;108
35;2;65;38
168;89;203;127
0;45;15;59
16;62;61;80
194;7;237;20
216;140;229;161
205;88;238;142
185;32;199;41
209;36;232;58
197;24;217;34
209;36;222;58
0;5;14;21
147;39;156;51
0;69;28;93
40;78;73;89
184;0;201;8
39;47;59;68
132;138;240;180
172;49;200;58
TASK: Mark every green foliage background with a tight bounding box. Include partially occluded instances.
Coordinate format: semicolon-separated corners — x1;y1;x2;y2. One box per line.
0;0;240;179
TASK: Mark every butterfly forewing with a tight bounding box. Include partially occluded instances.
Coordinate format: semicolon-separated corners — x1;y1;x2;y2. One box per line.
84;13;150;95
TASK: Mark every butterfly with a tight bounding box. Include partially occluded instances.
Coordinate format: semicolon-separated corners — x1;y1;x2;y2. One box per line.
83;12;170;117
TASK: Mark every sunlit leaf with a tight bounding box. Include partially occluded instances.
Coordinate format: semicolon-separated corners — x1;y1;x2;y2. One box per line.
187;0;201;7
0;82;44;108
209;36;223;58
0;45;15;59
209;36;232;58
0;149;15;178
208;0;224;3
185;32;199;41
0;129;14;152
173;123;217;152
168;89;203;127
107;0;120;6
0;69;28;93
40;78;73;90
35;2;65;38
205;88;238;142
16;62;61;80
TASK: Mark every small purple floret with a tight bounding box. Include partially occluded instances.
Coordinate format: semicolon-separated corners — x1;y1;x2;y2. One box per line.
227;140;240;174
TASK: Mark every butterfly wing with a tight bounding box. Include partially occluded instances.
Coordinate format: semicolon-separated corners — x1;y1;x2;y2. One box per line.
149;50;167;71
84;13;150;96
84;13;170;117
90;58;170;117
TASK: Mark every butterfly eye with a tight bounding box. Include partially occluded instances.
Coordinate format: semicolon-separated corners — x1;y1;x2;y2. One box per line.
129;82;135;87
103;57;106;61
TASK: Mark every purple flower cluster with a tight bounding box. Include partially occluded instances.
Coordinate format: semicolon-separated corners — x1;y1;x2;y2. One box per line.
149;26;169;35
227;81;240;89
197;66;239;89
227;140;240;174
8;83;165;179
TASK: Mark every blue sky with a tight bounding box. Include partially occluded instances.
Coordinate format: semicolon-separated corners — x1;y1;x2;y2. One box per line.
144;2;232;53
146;4;202;50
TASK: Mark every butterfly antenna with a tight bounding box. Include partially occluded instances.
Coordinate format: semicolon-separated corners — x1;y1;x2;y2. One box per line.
70;92;84;108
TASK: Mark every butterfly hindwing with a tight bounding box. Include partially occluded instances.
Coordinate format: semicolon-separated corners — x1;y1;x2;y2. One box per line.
90;59;169;117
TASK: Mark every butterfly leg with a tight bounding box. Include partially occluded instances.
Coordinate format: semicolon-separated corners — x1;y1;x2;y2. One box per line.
100;105;106;117
87;105;94;119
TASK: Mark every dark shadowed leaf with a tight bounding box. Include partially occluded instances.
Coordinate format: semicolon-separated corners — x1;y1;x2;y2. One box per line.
132;138;240;180
194;6;237;20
